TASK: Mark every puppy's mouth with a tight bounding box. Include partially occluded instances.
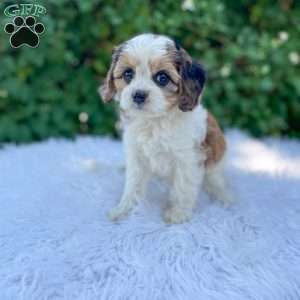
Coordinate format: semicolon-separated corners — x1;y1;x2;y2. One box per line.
121;98;165;117
133;102;146;110
120;102;149;116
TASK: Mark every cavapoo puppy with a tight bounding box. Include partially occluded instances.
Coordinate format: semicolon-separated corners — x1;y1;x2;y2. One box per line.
99;33;233;224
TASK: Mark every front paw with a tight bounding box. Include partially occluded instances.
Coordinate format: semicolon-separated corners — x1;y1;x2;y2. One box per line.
164;207;192;224
108;205;131;222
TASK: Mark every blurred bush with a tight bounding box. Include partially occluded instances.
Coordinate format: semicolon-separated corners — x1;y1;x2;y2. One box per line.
0;0;299;143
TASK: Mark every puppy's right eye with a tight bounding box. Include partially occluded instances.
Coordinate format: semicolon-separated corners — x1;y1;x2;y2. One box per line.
123;68;134;83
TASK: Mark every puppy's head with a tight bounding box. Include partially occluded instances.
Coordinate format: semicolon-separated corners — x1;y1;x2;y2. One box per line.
99;34;206;118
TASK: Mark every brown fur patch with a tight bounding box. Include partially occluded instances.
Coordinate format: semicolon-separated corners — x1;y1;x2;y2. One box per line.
113;53;139;79
149;56;180;86
167;44;206;112
149;54;181;106
112;53;140;91
202;112;226;167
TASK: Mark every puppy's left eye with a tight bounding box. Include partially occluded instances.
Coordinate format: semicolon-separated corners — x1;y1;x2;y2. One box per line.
153;71;170;87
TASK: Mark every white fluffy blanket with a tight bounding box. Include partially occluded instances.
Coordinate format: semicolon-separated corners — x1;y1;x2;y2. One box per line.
0;130;299;300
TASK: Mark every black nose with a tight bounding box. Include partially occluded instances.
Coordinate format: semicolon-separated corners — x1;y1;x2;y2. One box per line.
132;90;148;105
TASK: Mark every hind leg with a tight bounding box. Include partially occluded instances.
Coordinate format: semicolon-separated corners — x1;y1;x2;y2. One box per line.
203;159;234;205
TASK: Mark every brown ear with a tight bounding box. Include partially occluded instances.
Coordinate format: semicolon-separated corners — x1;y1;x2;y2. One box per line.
98;45;123;103
176;47;206;112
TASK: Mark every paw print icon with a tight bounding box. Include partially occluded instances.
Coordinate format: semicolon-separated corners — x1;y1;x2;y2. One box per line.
4;16;45;48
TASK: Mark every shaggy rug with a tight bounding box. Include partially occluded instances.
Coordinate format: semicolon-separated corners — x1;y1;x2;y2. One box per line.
0;130;299;300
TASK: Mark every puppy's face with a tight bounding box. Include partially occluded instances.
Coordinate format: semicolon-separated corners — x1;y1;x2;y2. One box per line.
99;34;206;118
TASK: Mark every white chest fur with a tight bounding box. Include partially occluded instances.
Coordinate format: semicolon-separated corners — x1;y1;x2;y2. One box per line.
124;105;208;179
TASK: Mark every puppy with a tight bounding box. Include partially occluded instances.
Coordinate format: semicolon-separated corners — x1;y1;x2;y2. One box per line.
99;33;233;224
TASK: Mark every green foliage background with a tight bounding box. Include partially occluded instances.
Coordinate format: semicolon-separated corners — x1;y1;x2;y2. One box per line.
0;0;299;143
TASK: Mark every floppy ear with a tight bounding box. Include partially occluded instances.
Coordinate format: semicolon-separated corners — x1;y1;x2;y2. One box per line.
98;45;122;103
177;47;206;112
